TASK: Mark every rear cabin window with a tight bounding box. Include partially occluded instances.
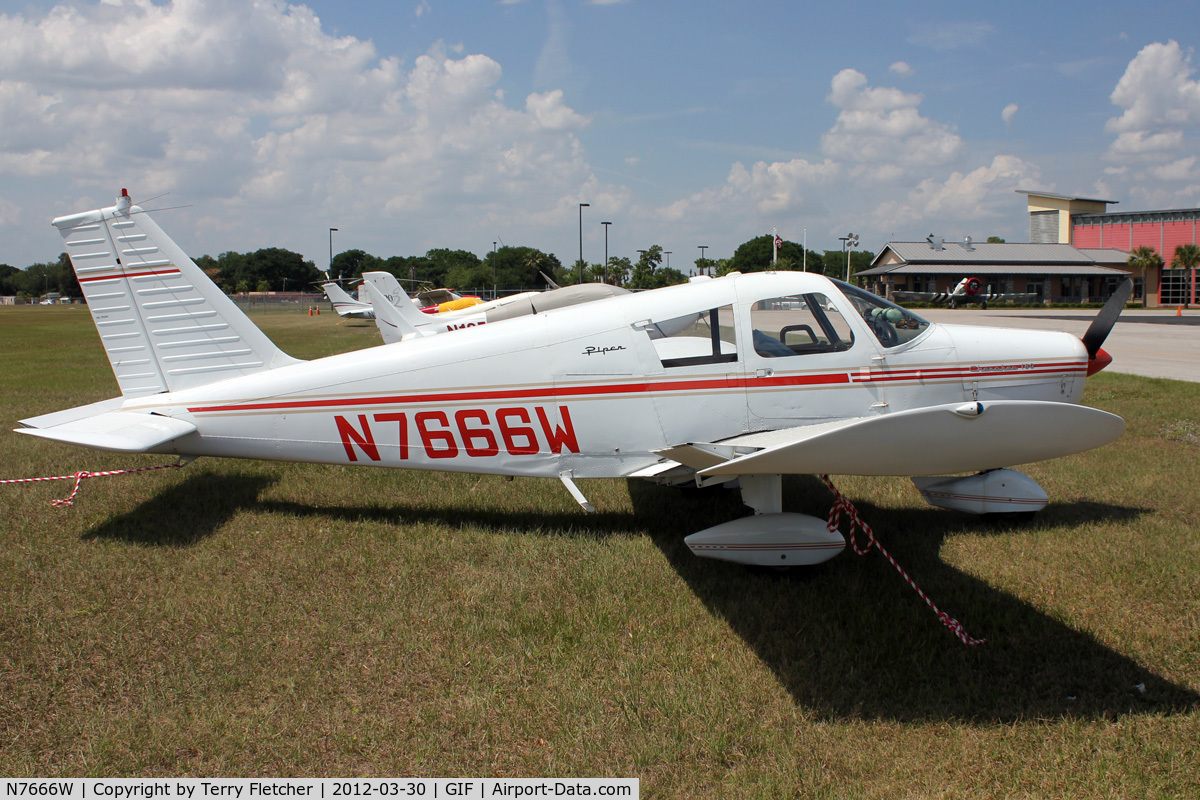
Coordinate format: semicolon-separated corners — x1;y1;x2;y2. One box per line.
748;293;855;358
643;304;738;368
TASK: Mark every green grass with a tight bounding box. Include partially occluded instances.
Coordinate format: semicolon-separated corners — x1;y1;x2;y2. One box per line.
1;305;1198;797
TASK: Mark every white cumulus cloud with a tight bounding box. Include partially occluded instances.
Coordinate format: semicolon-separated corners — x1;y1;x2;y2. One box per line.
0;0;606;263
1105;40;1200;166
658;158;840;223
821;69;961;178
872;154;1043;230
1002;102;1019;127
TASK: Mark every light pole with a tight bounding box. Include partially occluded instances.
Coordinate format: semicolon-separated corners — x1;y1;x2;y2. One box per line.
601;221;612;284
492;241;497;299
578;202;590;284
839;232;858;282
698;245;709;276
664;251;672;272
328;228;339;279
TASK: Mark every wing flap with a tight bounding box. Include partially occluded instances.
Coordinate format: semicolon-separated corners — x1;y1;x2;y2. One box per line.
698;400;1124;477
16;410;197;453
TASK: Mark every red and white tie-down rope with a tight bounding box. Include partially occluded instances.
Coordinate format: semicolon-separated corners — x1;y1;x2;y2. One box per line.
821;474;985;646
1;460;188;507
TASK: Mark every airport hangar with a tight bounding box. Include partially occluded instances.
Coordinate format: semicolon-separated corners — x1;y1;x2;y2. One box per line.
860;190;1200;307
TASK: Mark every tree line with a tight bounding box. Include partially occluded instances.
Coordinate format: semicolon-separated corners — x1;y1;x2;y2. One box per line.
0;233;879;299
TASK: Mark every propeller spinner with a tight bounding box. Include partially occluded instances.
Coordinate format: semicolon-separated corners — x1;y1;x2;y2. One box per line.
1082;278;1133;376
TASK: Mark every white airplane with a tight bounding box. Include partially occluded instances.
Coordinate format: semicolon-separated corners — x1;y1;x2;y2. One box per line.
892;276;1037;309
320;280;375;318
361;270;630;344
19;191;1129;579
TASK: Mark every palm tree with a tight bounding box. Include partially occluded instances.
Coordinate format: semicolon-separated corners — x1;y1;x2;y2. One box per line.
1127;245;1163;301
1171;243;1200;270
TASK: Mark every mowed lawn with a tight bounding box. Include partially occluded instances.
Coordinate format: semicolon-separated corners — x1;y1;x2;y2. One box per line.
1;305;1198;798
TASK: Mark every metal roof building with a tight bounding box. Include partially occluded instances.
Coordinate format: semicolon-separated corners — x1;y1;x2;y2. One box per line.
861;238;1129;304
1017;189;1200;307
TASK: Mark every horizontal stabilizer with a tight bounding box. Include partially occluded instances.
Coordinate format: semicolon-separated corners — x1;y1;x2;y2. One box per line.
18;396;126;430
698;400;1125;477
17;410;196;453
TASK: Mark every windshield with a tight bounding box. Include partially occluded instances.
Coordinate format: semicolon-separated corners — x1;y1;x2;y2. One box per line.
832;280;930;348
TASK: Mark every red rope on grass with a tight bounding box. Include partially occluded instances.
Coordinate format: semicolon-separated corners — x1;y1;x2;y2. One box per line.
0;460;187;507
821;474;985;646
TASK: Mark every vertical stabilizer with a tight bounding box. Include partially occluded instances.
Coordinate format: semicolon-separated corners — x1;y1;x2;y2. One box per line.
362;271;432;333
361;270;407;307
321;281;373;317
361;278;418;343
52;190;301;398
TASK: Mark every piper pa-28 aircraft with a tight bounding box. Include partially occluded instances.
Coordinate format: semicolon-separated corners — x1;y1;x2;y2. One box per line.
19;191;1129;573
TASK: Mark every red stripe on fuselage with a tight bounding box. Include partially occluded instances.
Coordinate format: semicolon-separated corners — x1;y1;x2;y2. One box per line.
185;361;1080;415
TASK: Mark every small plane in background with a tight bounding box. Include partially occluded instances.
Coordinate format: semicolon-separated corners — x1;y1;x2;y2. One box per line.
362;271;629;343
322;280;489;320
413;287;484;314
320;280;375;318
20;191;1130;583
892;276;1037;309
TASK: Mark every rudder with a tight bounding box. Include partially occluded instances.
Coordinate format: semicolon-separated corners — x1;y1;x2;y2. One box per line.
52;190;300;398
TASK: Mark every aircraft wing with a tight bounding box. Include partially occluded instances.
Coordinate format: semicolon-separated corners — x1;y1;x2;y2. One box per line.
891;291;936;302
892;291;1038;305
666;400;1124;478
17;405;197;453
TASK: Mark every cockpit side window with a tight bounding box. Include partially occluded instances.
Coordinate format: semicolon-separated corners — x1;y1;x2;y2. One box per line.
641;304;738;368
748;293;855;358
833;280;931;348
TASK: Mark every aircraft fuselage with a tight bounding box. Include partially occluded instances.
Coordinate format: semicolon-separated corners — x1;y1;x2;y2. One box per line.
115;272;1089;479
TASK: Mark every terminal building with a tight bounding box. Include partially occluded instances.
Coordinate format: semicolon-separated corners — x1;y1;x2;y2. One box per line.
861;190;1200;307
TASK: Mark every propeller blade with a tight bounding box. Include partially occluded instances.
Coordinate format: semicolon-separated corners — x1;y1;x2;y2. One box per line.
1081;278;1133;359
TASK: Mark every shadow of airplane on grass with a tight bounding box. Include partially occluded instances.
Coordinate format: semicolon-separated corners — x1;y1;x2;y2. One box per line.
256;497;644;541
86;468;1197;723
627;476;1196;723
82;469;644;546
83;470;277;547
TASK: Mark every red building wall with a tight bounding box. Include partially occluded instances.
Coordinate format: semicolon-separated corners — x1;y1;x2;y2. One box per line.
1071;214;1199;306
1074;218;1198;262
1130;222;1161;252
1072;225;1101;248
1163;220;1199;263
1103;223;1132;250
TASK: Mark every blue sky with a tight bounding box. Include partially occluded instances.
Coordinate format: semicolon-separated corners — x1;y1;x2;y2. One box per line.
1;0;1198;274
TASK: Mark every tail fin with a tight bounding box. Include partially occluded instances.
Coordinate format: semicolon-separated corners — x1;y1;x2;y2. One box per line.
361;277;418;343
364;272;441;338
52;190;300;398
321;281;373;317
360;271;408;307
